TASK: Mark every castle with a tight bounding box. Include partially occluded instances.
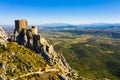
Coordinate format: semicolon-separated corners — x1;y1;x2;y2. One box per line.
13;19;50;53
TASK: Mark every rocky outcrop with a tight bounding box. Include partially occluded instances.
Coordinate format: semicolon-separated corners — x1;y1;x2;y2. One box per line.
14;28;41;52
0;27;8;45
40;37;76;79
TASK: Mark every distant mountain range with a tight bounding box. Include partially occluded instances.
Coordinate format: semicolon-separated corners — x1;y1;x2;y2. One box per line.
40;23;120;27
1;23;120;27
39;23;120;30
40;23;72;27
1;23;120;32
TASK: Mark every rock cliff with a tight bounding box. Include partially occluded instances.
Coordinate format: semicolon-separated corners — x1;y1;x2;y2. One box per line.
0;27;8;45
40;37;74;79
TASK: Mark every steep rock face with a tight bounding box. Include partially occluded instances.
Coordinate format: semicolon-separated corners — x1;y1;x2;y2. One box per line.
14;29;27;45
0;27;8;45
39;37;77;79
14;28;42;53
40;38;71;69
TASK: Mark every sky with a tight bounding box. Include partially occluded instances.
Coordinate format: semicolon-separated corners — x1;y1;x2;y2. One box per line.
0;0;120;25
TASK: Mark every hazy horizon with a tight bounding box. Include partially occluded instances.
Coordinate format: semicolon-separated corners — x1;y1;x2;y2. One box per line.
1;22;120;27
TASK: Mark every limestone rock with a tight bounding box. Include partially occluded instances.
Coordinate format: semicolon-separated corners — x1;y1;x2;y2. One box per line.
0;27;8;45
39;37;77;80
15;29;27;45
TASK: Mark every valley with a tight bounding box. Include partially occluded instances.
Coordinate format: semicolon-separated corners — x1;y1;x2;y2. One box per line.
40;29;120;80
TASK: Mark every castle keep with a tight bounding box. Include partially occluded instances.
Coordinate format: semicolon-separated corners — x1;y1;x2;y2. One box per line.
15;19;28;30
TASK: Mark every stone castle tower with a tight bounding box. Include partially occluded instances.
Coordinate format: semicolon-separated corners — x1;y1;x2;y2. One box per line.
14;20;27;43
15;19;28;30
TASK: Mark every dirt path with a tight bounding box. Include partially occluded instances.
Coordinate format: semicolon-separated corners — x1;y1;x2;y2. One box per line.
11;68;59;80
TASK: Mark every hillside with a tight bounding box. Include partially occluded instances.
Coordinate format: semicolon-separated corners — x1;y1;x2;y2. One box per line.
0;42;59;80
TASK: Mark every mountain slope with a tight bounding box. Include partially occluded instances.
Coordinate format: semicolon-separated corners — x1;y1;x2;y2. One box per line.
0;43;50;79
